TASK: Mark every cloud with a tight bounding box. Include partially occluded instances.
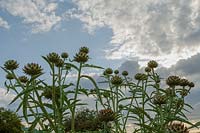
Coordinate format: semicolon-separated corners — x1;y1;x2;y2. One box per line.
0;88;16;108
0;0;61;33
0;17;10;29
68;0;200;67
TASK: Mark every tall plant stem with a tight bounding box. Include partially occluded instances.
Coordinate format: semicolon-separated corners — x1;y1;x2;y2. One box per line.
71;63;82;132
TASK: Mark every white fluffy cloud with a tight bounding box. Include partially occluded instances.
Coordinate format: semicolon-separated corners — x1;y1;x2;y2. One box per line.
0;0;61;33
0;88;16;108
68;0;200;67
0;17;10;29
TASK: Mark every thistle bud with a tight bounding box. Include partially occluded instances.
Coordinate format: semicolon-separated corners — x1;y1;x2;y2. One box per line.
73;52;89;63
47;52;60;63
18;76;29;83
114;70;119;74
179;79;189;86
104;68;113;75
79;46;89;54
122;71;128;76
188;82;194;88
4;60;19;70
98;109;115;122
6;73;14;80
61;52;68;59
152;93;167;105
167;122;189;133
166;76;181;87
55;59;64;67
147;60;158;69
23;63;43;76
134;73;147;80
111;75;123;85
145;67;151;73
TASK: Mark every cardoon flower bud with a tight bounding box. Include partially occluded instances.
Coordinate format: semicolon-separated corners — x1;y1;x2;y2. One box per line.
188;82;194;88
152;93;167;105
111;75;123;85
55;59;64;67
4;60;19;70
122;71;128;76
18;76;29;83
166;76;181;87
167;122;189;133
145;67;151;73
98;109;115;122
61;52;68;59
73;52;89;63
47;52;60;63
114;70;119;74
23;63;43;76
6;73;14;80
147;60;158;69
104;68;113;75
179;79;189;86
79;46;89;54
134;73;147;80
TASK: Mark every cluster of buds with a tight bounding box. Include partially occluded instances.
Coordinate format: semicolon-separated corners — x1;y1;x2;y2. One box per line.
98;109;115;122
167;122;189;133
134;73;148;81
47;52;65;67
23;63;43;76
73;47;89;63
152;93;167;105
166;76;194;88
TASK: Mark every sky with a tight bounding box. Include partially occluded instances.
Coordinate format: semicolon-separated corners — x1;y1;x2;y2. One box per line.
1;0;200;130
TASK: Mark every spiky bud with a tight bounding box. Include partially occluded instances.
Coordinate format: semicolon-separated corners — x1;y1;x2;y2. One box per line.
73;52;89;63
114;70;119;74
55;59;64;67
18;76;29;83
166;76;181;87
167;122;189;133
79;46;89;54
122;71;128;76
147;60;158;69
179;79;189;87
188;82;194;88
111;75;123;85
145;67;151;73
152;93;167;105
4;60;19;70
47;52;60;63
61;52;68;59
6;73;14;80
98;109;115;122
23;63;43;76
134;73;148;81
104;68;113;75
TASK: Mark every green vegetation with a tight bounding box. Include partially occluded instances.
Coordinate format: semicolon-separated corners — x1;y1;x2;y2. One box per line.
2;47;200;133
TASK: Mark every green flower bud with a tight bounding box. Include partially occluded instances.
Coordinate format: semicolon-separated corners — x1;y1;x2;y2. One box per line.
61;52;68;59
79;46;89;54
111;75;123;85
104;68;113;75
179;78;189;86
147;60;158;69
23;63;43;76
122;71;128;76
18;76;29;83
134;73;147;80
47;52;60;63
6;73;14;80
114;70;119;74
55;59;64;67
152;93;167;105
73;52;89;63
188;82;194;88
166;75;181;87
145;67;151;73
98;109;115;122
4;60;19;70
